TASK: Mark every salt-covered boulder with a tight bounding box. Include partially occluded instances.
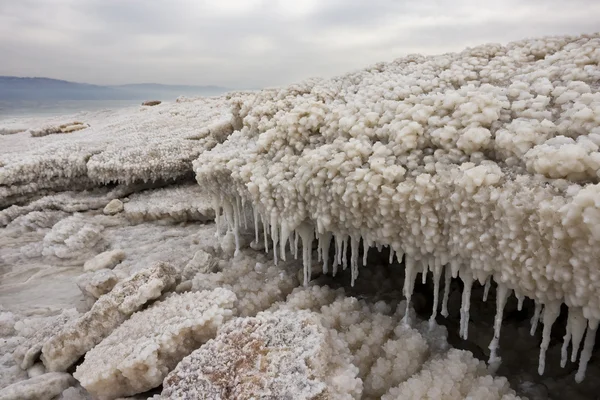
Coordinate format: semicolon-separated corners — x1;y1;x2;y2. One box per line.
74;289;237;399
41;262;177;372
159;310;362;399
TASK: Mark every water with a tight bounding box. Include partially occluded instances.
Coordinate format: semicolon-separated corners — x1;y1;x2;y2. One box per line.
0;99;142;119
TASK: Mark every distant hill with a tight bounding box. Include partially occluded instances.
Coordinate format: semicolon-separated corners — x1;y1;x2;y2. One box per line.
0;76;230;101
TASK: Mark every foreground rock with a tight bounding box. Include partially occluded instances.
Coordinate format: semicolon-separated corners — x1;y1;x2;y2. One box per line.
0;372;76;400
41;262;177;372
159;310;362;399
74;289;237;400
142;100;161;106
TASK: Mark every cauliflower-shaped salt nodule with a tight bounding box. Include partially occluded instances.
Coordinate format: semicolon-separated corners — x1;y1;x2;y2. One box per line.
41;214;105;259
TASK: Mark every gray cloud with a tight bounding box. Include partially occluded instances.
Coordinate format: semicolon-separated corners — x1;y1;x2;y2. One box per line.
0;0;598;88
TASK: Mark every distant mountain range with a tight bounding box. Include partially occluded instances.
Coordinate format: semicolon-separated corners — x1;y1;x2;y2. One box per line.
0;76;230;101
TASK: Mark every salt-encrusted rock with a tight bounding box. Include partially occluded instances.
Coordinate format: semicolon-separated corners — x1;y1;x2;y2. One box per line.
83;249;126;272
160;310;361;399
74;289;237;399
103;199;124;215
0;372;76;400
382;349;520;400
13;309;79;370
76;269;122;299
41;262;177;372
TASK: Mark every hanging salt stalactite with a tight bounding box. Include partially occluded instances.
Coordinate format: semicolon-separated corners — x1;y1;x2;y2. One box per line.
575;319;599;383
538;301;561;375
342;236;348;270
297;222;314;287
333;234;342;276
429;257;443;328
294;230;299;259
561;307;587;368
376;243;382;252
253;206;260;245
459;268;474;340
222;198;239;254
530;303;543;336
421;258;428;285
450;259;460;278
362;239;369;266
350;236;360;287
389;247;395;264
516;292;524;311
483;277;491;302
279;220;290;262
212;195;222;237
321;231;332;274
262;211;269;254
240;197;248;229
402;255;417;325
270;215;279;266
317;232;323;263
488;283;511;368
441;266;452;318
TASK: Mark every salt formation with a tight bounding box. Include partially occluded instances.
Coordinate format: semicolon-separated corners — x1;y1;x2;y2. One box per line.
0;97;231;205
76;269;122;299
83;249;125;272
192;249;300;316
381;349;519;399
194;33;600;379
74;289;236;399
0;372;76;400
13;309;79;370
41;262;177;372
123;184;214;223
41;214;105;260
28;122;89;137
159;310;362;400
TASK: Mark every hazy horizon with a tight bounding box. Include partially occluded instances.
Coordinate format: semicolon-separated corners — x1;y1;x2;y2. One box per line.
1;0;599;89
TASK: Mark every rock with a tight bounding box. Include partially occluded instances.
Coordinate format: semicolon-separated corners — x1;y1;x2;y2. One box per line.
141;101;161;106
41;262;177;372
0;372;76;400
74;289;237;400
103;199;124;215
83;249;125;272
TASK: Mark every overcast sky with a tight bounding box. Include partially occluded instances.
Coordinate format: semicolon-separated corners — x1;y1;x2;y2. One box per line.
0;0;598;89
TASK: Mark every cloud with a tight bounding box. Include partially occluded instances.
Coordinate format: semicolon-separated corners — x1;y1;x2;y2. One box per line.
0;0;598;88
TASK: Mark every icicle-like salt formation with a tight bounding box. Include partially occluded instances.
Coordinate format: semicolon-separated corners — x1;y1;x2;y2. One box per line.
321;232;331;274
253;206;259;245
350;236;360;287
212;195;222;237
576;319;598;383
403;256;417;325
362;241;369;266
441;266;452;318
483;277;491;302
429;258;443;327
293;230;299;259
530;303;543;336
538;302;561;375
421;259;428;285
297;222;314;286
488;283;511;367
561;307;587;368
459;269;474;340
279;221;290;262
270;216;279;265
388;248;395;264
